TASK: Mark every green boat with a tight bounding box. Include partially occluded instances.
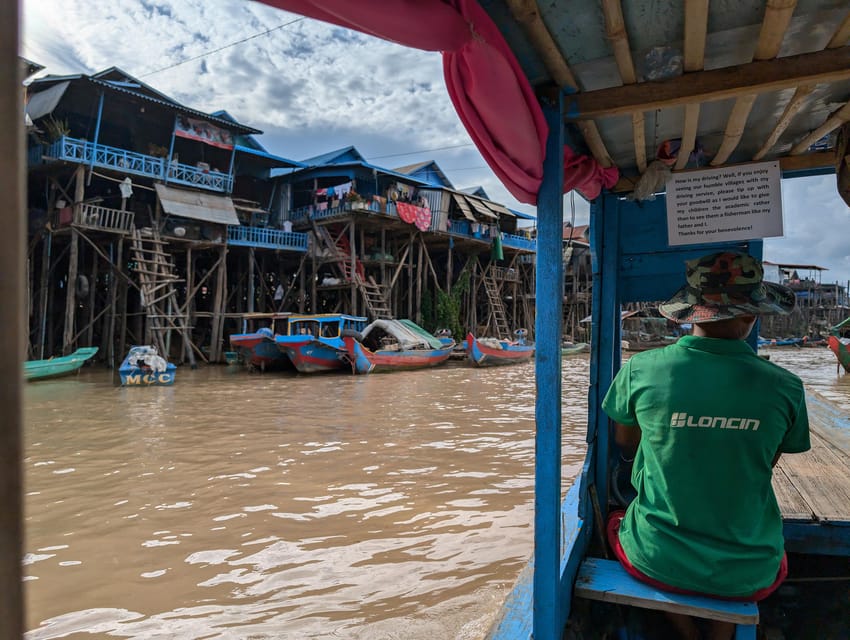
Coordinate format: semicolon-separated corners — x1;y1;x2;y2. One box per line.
24;347;98;381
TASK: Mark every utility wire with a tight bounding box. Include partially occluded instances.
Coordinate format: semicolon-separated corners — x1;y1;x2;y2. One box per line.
140;17;305;78
367;143;475;160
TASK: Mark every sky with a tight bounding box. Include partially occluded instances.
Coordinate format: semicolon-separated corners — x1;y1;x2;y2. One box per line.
20;0;850;285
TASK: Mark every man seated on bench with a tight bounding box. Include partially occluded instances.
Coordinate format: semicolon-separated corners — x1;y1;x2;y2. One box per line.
602;252;811;640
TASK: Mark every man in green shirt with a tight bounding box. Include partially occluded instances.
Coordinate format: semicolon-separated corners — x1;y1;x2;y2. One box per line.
602;251;810;640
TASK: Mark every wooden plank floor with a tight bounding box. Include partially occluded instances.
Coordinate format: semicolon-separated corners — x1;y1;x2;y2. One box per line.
773;389;850;525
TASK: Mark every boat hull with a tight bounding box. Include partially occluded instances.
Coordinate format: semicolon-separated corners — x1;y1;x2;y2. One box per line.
275;336;346;373
119;363;177;386
828;335;850;372
229;333;288;370
24;347;99;381
465;333;535;367
342;336;454;374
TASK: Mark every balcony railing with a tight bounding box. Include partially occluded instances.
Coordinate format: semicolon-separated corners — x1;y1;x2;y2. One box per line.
227;225;309;252
501;232;536;251
75;203;135;234
40;136;233;193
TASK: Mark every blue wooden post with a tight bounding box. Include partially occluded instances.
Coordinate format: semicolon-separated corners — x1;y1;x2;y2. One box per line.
588;194;621;516
89;91;104;176
227;146;237;194
533;90;565;640
165;115;177;185
747;239;764;353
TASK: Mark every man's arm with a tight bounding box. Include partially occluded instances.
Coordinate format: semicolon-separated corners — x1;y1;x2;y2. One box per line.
614;422;641;460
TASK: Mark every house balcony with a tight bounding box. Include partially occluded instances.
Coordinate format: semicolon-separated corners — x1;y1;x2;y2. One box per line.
227;225;309;252
32;136;233;193
74;203;135;234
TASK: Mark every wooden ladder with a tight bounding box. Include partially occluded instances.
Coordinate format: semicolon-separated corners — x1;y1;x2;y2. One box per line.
130;228;196;366
310;220;392;319
483;269;511;339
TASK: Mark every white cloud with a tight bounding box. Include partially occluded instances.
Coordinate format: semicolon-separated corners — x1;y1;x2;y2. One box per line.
23;0;848;247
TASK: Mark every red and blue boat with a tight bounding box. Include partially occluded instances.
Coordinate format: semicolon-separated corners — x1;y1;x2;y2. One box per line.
274;314;368;373
828;317;850;373
465;332;535;367
341;319;454;374
228;312;292;371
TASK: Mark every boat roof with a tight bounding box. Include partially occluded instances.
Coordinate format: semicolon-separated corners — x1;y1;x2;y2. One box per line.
480;1;849;186
287;313;368;322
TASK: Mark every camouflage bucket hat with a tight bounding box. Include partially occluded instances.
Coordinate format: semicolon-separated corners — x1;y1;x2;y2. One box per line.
658;251;796;324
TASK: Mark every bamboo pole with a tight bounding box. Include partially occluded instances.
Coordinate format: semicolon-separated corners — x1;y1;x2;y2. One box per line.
791;100;850;154
753;84;816;160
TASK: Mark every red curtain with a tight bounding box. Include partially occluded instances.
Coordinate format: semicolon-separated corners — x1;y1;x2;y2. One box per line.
258;0;619;204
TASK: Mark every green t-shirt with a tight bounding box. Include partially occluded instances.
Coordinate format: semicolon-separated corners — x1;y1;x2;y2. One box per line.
602;335;810;596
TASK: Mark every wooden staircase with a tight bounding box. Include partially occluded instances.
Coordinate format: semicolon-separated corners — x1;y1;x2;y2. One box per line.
130;228;196;366
310;220;393;319
483;269;511;339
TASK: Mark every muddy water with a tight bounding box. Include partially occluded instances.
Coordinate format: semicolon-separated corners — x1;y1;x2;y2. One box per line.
23;359;589;639
23;347;849;639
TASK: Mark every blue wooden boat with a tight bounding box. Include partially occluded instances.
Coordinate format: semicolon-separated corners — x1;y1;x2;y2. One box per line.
340;319;454;374
274;314;368;373
118;346;176;386
228;312;292;371
23;347;98;381
465;332;535;367
757;336;804;347
252;3;850;638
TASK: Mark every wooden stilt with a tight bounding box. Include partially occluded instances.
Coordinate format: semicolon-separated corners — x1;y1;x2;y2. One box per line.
350;221;357;314
62;165;85;354
248;247;255;314
415;237;424;323
184;247;193;363
407;232;414;319
86;247;98;347
209;245;227;362
36;230;51;359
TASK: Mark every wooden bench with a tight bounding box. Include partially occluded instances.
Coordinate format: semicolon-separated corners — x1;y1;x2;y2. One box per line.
574;558;759;640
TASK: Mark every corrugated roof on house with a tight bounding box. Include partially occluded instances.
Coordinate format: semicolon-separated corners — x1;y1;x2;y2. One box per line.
393;160;454;188
155;184;239;226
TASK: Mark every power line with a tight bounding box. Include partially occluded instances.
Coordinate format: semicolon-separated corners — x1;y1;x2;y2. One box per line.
367;143;475;160
140;17;305;78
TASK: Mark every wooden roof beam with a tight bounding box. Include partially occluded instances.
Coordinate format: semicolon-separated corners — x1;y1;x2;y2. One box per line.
790;101;850;155
504;0;614;168
675;0;709;170
566;46;850;120
827;10;850;48
754;13;848;160
711;0;797;165
752;85;815;160
600;0;645;172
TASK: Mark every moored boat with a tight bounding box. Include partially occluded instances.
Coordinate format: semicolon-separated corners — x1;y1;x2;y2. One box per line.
275;314;368;373
828;317;850;372
228;312;291;371
561;341;589;356
118;346;176;386
340;319;454;374
23;347;98;381
465;332;534;367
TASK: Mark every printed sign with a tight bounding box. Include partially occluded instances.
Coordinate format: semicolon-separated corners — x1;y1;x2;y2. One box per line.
174;115;234;149
666;161;783;246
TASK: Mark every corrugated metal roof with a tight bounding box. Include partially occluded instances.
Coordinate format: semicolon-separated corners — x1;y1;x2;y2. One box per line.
235;145;306;168
465;195;498;219
452;193;476;221
26;81;69;120
155;184;239;226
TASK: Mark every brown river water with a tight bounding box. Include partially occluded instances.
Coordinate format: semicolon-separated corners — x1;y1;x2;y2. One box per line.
22;347;849;639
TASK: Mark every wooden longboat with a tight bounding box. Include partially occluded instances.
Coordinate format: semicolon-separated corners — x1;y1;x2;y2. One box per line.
274;314;368;373
228;312;292;371
827;317;850;372
465;332;535;367
340;319;454;374
23;347;98;381
258;3;850;639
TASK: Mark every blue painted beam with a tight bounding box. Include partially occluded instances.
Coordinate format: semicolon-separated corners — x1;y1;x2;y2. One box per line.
784;521;850;557
533;91;565;640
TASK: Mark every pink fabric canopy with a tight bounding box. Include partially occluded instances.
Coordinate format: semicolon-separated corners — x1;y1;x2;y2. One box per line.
258;0;619;204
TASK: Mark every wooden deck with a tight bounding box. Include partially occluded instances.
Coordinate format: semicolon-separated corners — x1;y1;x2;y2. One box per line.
773;389;850;556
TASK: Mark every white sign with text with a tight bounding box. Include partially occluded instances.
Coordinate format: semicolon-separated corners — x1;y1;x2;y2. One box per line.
666;161;783;246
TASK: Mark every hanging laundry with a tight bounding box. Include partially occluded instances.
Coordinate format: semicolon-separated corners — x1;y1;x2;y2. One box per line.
274;284;284;302
414;205;431;231
315;188;327;196
396;201;418;224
